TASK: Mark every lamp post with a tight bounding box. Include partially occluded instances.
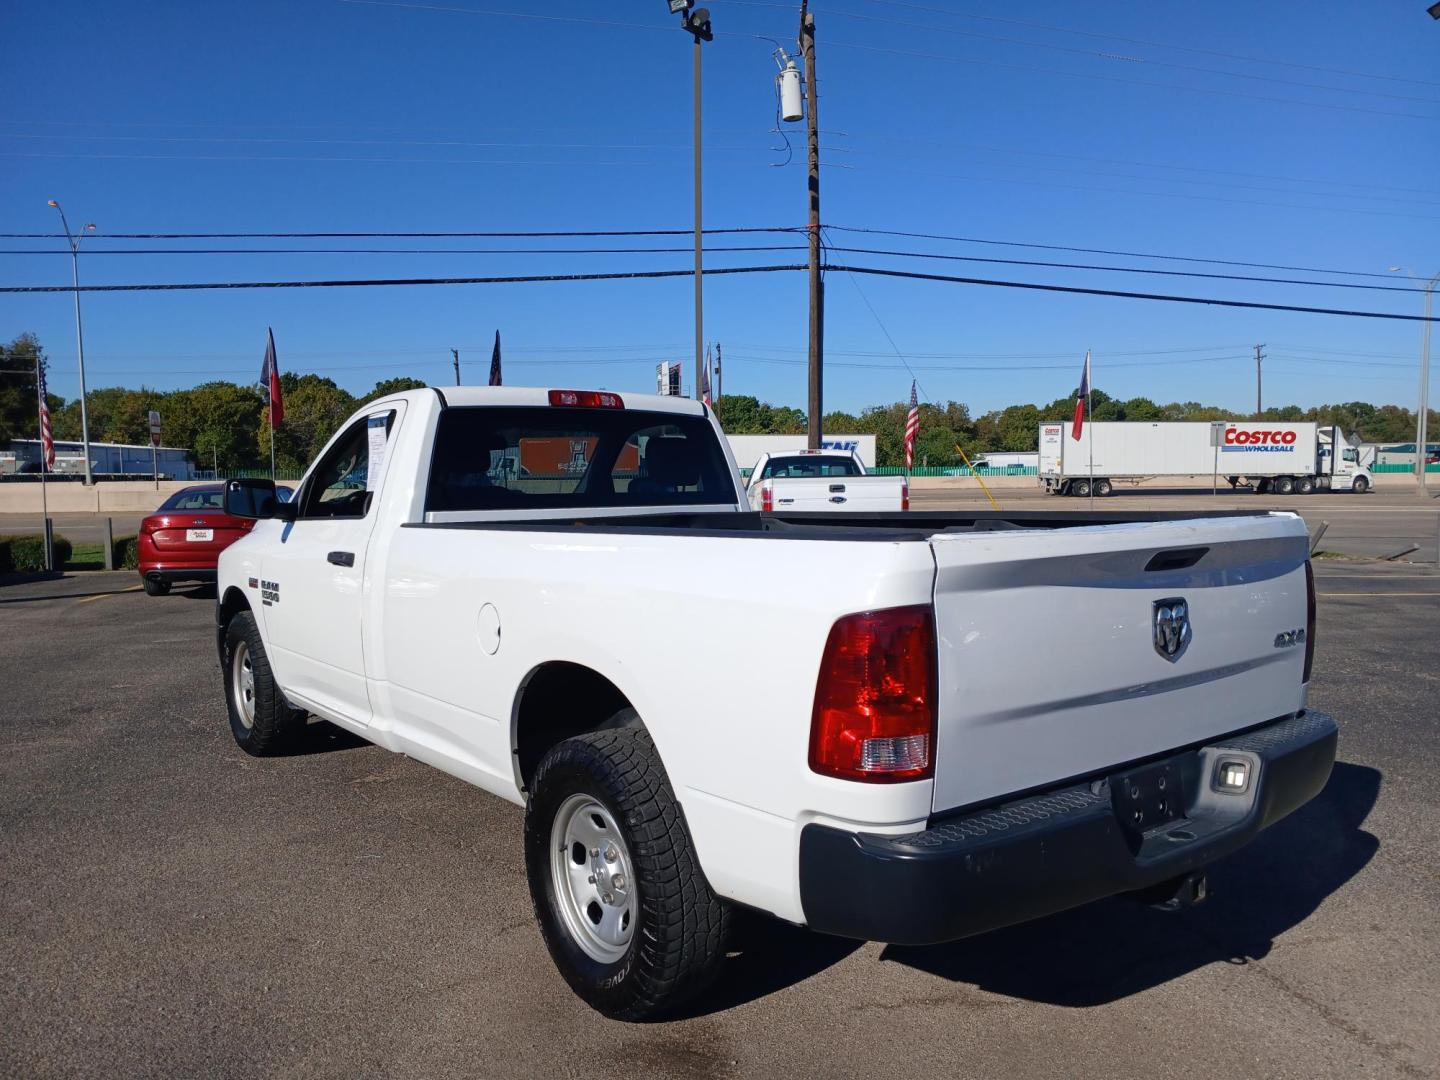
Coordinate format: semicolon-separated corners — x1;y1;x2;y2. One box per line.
666;1;712;402
1390;267;1437;493
48;200;97;487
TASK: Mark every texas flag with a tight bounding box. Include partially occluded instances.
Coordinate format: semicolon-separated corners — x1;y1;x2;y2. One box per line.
259;327;284;429
1071;349;1091;442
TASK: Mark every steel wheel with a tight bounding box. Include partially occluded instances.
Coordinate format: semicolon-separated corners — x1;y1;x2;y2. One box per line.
231;640;256;730
549;794;636;964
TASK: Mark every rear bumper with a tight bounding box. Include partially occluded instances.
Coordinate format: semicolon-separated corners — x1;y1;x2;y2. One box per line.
798;710;1337;945
140;567;218;586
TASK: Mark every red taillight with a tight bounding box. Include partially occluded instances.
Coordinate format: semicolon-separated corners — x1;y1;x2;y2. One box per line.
760;480;774;512
1303;559;1316;683
901;479;909;511
140;516;161;535
810;605;937;783
548;389;624;409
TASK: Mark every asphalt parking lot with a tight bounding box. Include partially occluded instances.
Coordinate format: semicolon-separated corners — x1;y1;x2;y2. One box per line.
2;562;1438;1079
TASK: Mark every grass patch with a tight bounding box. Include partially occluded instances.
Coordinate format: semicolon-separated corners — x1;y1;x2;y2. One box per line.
66;543;106;571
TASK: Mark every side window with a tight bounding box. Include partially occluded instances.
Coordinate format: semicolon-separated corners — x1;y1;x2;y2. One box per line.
1342;448;1358;463
299;411;394;519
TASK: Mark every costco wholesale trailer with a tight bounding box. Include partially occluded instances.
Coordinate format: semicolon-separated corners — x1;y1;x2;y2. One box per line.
1039;421;1374;496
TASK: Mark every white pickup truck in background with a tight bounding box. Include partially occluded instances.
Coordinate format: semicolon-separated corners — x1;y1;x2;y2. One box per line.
216;386;1337;1020
746;449;909;512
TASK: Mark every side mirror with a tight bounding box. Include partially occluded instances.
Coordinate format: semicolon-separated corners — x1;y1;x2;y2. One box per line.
225;478;297;521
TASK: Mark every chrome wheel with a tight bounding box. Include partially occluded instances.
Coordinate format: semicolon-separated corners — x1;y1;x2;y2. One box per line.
231;640;256;730
549;794;636;964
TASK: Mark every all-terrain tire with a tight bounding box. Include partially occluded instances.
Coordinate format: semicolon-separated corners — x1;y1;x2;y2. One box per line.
222;610;302;756
524;723;731;1021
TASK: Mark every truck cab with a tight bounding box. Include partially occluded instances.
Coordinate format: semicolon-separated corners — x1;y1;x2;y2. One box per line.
1316;427;1376;492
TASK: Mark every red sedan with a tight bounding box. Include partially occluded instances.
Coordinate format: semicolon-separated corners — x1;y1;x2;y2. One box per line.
137;483;292;595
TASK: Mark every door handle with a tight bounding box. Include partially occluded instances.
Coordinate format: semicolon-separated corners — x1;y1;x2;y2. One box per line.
327;550;355;567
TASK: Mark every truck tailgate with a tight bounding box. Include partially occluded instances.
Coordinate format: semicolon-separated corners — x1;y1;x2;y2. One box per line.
927;514;1311;814
769;476;905;511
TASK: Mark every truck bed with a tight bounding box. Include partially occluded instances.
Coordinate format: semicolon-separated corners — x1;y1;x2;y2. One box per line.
408;507;1279;540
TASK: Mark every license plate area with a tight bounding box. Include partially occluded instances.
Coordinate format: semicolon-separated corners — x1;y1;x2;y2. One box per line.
1111;758;1185;837
186;529;213;542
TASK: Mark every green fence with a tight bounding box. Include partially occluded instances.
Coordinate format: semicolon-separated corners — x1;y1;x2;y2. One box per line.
1374;462;1440;473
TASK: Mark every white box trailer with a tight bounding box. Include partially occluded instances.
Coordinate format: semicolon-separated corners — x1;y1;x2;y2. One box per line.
1038;421;1374;496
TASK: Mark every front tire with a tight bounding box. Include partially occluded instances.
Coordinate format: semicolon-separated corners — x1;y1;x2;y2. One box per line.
524;723;730;1020
1352;475;1370;494
222;610;301;756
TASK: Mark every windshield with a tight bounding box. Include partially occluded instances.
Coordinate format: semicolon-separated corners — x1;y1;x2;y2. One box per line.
159;485;292;512
425;407;737;513
759;455;862;480
159;488;224;511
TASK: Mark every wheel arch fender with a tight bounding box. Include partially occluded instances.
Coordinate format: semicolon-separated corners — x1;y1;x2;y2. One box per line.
216;585;252;666
510;659;670;797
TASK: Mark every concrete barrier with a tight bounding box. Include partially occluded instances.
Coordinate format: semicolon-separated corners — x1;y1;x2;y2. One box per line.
0;481;194;514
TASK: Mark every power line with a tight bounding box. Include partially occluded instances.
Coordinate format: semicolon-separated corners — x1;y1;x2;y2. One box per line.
0;244;806;256
822;245;1426;294
0;241;1417;296
815;5;1440;105
824;39;1434;121
0;264;807;293
823;225;1402;281
0;227;799;240
853;0;1440;90
826;264;1437;324
5;261;1435;325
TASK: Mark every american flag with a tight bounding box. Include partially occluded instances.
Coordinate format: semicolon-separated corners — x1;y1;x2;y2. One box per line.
37;364;55;470
903;380;919;471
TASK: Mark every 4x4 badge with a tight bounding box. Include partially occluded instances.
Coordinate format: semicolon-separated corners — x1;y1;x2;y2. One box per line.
1153;597;1191;662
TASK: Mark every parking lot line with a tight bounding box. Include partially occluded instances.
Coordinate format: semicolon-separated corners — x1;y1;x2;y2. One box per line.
74;585;144;604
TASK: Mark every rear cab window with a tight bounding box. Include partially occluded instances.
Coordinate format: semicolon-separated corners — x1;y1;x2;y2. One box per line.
424;407;737;515
759;456;862;480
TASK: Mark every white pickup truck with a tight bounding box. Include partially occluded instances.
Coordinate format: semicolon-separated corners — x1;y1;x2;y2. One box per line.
216;386;1336;1020
746;449;908;512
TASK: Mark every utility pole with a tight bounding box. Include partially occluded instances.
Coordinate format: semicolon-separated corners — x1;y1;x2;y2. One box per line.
1254;343;1265;418
691;17;707;406
452;348;461;386
714;341;722;403
801;1;823;449
48;201;96;486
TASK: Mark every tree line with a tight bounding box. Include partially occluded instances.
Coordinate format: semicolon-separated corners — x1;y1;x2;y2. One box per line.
3;333;1433;471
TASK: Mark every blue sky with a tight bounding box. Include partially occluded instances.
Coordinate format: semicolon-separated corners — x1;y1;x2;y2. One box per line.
2;0;1437;417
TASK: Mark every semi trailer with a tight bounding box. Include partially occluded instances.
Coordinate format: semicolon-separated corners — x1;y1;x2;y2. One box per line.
1039;421;1374;496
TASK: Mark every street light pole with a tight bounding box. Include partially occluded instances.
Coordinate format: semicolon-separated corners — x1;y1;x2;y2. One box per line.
667;3;712;402
1391;267;1438;494
48;200;96;487
693;31;704;404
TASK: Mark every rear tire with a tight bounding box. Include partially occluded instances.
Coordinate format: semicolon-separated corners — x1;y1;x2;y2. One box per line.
1274;476;1295;495
1352;475;1370;494
143;577;170;596
1072;479;1091;497
222;610;301;756
525;723;730;1021
1295;475;1315;494
1093;478;1113;497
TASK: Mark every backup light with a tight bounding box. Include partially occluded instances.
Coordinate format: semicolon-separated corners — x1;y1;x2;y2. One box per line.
1215;758;1251;794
